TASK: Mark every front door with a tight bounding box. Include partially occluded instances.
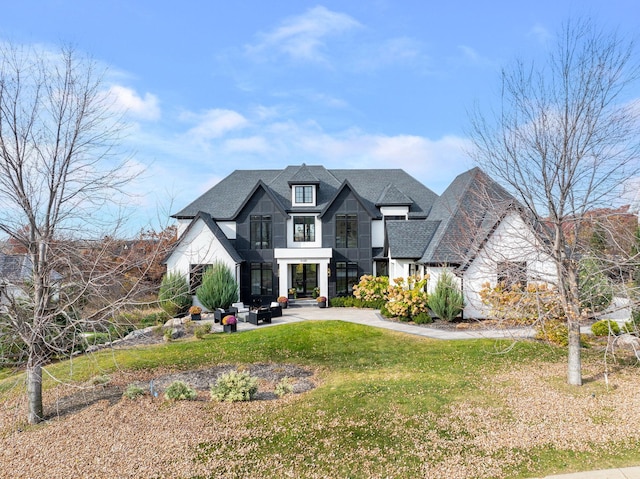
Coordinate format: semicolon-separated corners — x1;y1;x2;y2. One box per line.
292;264;317;298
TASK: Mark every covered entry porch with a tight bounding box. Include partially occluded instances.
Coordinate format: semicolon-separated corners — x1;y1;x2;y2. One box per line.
274;248;332;300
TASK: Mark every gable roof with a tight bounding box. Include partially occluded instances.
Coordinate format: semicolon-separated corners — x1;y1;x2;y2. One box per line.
420;167;518;265
318;180;379;219
386;220;440;259
376;183;413;207
165;211;244;264
172;165;438;220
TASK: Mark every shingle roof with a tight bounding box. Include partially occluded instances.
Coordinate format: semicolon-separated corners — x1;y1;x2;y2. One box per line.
172;165;438;220
376;183;413;206
420;167;518;265
0;254;31;282
386;220;440;259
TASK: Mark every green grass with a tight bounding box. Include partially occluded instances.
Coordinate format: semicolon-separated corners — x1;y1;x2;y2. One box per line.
1;320;637;478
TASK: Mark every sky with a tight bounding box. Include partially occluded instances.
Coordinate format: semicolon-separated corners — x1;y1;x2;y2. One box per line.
1;0;639;233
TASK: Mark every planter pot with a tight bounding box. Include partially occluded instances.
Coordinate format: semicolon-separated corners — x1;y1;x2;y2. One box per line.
279;302;288;309
223;324;237;333
317;301;327;308
288;294;296;300
190;313;201;321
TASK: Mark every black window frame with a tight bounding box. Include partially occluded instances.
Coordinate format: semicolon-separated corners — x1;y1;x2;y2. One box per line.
295;185;313;204
250;214;272;249
250;263;273;296
293;216;316;242
336;214;358;248
336;261;359;296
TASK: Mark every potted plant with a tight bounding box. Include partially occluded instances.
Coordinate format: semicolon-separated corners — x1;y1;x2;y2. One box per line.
189;305;202;321
288;288;297;299
312;286;320;299
222;315;237;333
277;296;288;309
316;296;327;308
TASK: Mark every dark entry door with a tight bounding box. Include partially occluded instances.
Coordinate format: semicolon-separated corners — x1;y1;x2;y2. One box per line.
292;264;317;297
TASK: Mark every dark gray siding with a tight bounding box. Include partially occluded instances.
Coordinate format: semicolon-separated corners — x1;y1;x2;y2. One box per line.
322;188;373;296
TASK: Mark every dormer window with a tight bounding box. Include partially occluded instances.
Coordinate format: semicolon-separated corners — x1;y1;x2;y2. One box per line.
292;185;316;206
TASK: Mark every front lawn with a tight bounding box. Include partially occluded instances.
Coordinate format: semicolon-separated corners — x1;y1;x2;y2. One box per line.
1;320;638;479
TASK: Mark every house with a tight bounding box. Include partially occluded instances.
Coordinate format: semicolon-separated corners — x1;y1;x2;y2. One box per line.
166;164;556;318
0;254;62;306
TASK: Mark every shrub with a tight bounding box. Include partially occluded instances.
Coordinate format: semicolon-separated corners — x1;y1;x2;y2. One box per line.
164;380;197;401
591;319;620;336
385;275;429;319
274;377;294;398
353;275;389;303
158;272;192;317
222;315;237;325
412;311;433;325
535;320;569;346
196;262;239;311
480;282;564;324
579;257;613;314
429;271;464;322
123;384;146;400
194;324;211;339
210;370;259;402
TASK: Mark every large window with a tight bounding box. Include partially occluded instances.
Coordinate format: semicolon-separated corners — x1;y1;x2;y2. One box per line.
293;216;315;242
189;264;212;294
497;261;527;289
295;185;313;204
251;263;273;296
250;215;272;249
336;214;357;248
336;261;359;296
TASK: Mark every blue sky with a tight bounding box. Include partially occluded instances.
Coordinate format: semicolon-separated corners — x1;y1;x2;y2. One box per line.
2;1;639;232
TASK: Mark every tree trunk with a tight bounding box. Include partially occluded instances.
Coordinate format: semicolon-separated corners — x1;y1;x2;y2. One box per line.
567;320;582;386
27;362;44;424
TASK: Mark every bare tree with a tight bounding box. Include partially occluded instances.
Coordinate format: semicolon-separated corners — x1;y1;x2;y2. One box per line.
469;19;640;385
0;43;157;423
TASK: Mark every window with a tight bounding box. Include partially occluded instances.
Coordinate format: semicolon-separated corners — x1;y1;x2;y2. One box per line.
293;216;315;242
250;263;273;296
336;261;359;296
336;214;357;248
497;261;527;289
250;215;272;249
189;264;212;294
408;263;417;277
295;185;313;204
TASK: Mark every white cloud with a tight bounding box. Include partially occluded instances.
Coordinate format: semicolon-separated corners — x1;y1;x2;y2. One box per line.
246;6;362;63
182;109;249;142
224;136;270;153
108;85;161;121
528;23;552;44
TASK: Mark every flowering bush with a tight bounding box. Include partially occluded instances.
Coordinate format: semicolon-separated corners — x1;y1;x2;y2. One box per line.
479;282;565;324
222;315;237;325
188;305;202;315
316;296;327;303
353;275;389;304
277;296;288;303
385;275;429;320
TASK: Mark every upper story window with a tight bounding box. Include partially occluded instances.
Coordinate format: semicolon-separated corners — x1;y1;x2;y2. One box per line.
292;185;315;206
250;215;272;249
293;216;315;242
336;214;357;248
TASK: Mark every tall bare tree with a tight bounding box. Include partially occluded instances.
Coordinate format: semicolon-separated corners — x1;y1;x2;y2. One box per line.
469;19;640;385
0;44;153;423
